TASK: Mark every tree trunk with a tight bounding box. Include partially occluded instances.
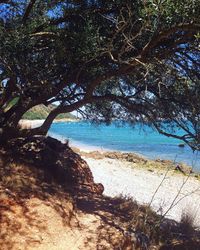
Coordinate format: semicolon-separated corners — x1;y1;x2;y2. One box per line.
0;126;20;146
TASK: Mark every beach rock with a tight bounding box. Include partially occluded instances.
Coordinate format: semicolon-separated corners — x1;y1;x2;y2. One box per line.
77;149;149;165
175;164;193;175
4;136;104;195
155;159;173;165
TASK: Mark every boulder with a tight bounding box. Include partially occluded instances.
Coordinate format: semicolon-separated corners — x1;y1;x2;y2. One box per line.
175;164;193;175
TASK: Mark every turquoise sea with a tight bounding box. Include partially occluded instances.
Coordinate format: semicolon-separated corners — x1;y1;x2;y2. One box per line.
49;121;200;171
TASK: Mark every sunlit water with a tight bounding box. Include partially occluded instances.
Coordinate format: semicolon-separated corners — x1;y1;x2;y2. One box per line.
49;121;200;171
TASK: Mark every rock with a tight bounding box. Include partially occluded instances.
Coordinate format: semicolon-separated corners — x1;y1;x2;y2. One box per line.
5;136;104;195
155;159;173;165
175;164;193;175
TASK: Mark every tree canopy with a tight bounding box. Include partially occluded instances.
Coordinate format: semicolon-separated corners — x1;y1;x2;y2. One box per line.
0;0;200;149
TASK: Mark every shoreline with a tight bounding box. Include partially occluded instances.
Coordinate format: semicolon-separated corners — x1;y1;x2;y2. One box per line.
73;146;199;177
16;121;200;224
56;136;200;225
69;140;199;173
61;136;200;224
19;119;199;173
50;131;200;172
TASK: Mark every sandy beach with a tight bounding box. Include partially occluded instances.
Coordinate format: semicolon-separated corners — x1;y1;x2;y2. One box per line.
19;119;45;128
19;118;78;129
76;148;200;226
17;120;200;226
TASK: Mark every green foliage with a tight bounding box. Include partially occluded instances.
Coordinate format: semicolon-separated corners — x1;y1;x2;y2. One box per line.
0;0;199;148
4;97;19;110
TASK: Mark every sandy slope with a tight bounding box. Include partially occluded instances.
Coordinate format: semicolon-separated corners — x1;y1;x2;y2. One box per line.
0;195;125;250
1;144;200;249
0;157;125;250
84;157;200;226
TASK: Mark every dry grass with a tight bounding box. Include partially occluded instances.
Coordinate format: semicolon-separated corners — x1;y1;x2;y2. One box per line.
179;210;197;237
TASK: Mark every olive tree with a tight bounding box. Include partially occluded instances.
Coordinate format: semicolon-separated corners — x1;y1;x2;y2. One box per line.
0;0;199;149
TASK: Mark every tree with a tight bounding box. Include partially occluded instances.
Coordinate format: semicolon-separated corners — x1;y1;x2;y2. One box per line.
0;0;199;149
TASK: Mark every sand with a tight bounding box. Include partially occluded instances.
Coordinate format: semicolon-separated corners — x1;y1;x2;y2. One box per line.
19;119;45;128
82;155;200;226
19;118;78;129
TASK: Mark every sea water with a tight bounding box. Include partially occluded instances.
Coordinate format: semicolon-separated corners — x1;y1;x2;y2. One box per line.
49;121;200;171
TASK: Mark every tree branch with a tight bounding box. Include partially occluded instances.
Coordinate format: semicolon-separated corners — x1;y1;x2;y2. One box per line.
22;0;37;25
141;23;200;58
28;99;90;136
34;5;124;32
